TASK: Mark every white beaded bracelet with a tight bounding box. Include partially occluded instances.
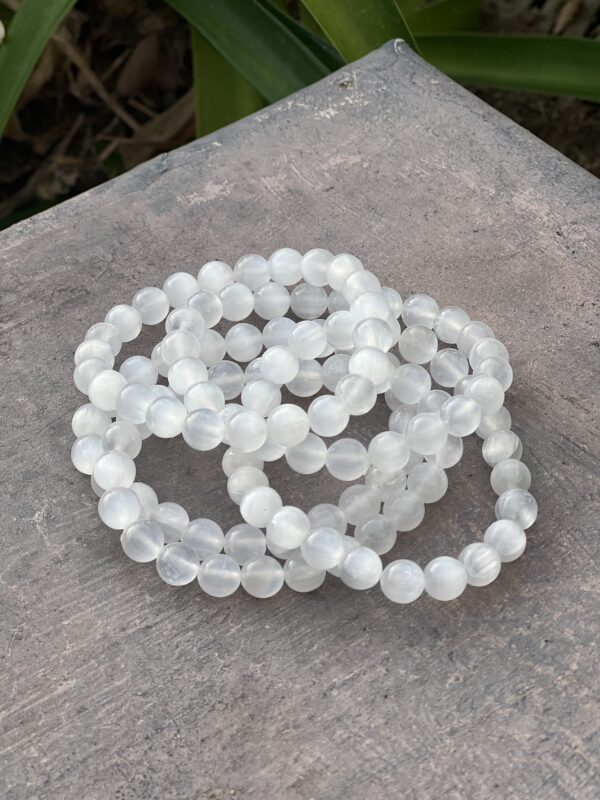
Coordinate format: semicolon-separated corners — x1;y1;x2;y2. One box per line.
71;249;537;603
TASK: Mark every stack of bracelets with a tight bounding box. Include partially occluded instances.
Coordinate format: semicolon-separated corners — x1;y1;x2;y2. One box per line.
70;249;537;603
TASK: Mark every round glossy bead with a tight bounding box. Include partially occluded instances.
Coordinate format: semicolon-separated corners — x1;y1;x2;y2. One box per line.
476;406;512;438
208;360;245;400
161;330;201;365
102;421;142;458
327;253;363;291
368;431;410;473
266;506;311;550
308;396;350;437
348;347;392;392
290;283;328;319
253;439;286;462
457;321;494;355
227;466;269;504
433;306;470;343
301;527;345;570
85;321;122;356
188;290;223;328
495;489;538;529
407;462;448;503
132;286;170;325
469;337;510;368
324;310;355;350
151;502;189;542
167;358;208;395
482;430;522;467
71;435;104;474
225;323;263;362
102;305;141;343
407;412;448;455
381;287;403;318
440;395;482;437
156;543;198;586
349;291;390;323
224;523;266;565
242;379;281;416
119;355;158;387
383;490;425;532
222;449;264;478
72;404;112;437
426;435;463;469
197;260;233;294
366;467;407;500
326;438;369;481
151;343;169;378
328;535;360;577
241;556;284;598
491;458;531;495
401;294;439;328
163;272;200;307
197;331;226;367
219;282;254;321
389;405;418;434
340;546;382;590
399;325;438;364
263;317;296;348
475;356;513;391
430;349;469;388
74;338;115;367
418;389;451;415
98;487;141;529
240;486;282;528
424;556;468;601
254;282;290;320
234;253;270;289
93;450;135;491
166;307;206;338
300;248;333;286
115;383;153;424
287;359;323;397
130;482;159;520
308;503;347;535
121;520;164;562
284;555;326;592
269;247;302;285
322;354;350;391
88;369;127;412
352;317;393;352
484;519;526;562
288;320;327;359
338;485;380;525
198;554;241;597
146;396;186;438
355;514;396;555
341;270;381;303
267;404;310;447
465;375;505;415
182;409;225;450
285;433;327;475
390;364;431;405
226;410;267;453
381;560;425;603
184;382;225;413
334;374;376;416
460;542;502;587
261;346;299;385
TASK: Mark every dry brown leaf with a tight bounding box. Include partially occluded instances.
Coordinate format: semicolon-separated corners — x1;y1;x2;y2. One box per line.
553;0;582;34
116;33;160;97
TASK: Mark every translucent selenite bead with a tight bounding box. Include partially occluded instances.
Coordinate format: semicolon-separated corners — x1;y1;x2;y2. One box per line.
132;286;170;325
482;430;522;467
476;406;512;438
459;542;501;587
324;310;355;350
495;489;538;529
268;247;302;285
253;438;286;462
339;485;380;525
226;410;267;454
71;435;104;474
219;403;243;445
326;438;369;481
290;283;328;319
424;556;468;601
85;321;122;356
382;287;403;318
469;338;509;368
352;317;394;352
182;408;225;450
335;373;376;415
418;389;451;415
156;543;198;586
240;486;282;528
383;490;425;532
327;535;358;577
98;487;141;529
72;404;112;437
322;354;350;392
184;382;225;413
267;403;310;447
348;347;392;392
241;556;284;598
198;330;226;367
401;293;439;328
261;346;299;385
168;358;208;396
328;290;349;313
254;282;290;320
102;421;142;458
457;320;494;355
149;503;188;544
227;466;269;504
208;360;245;400
407;412;448;455
327;253;363;291
355;514;396;555
465;375;505;415
151;343;170;378
121;520;164;562
453;375;473;396
115;383;152;424
234;253;270;289
93;450;136;491
198;554;241;596
341;270;381;303
288;320;326;359
390;363;431;404
287;359;323;397
381;560;424;603
426;435;463;469
389;404;418;434
104;304;141;342
440;395;481;437
74;358;110;394
188;290;223;328
120;355;158;387
491;458;531;495
163;272;200;307
366;467;406;501
368;431;410;473
88;369;127;411
197;260;234;294
301;527;345;570
399;325;438;364
74;338;115;368
222;448;264;477
308;395;350;437
286;433;327;474
161;330;201;366
166;307;206;338
340;545;383;590
219;282;254;322
284;555;326;592
349;291;390;323
130;482;158;519
475;356;513;391
430;349;469;388
242;379;280;416
433;306;470;343
300;248;333;286
267;506;311;550
263;317;295;348
146;396;186;438
225;323;263;363
407;461;448;503
308;503;347;535
224;523;266;565
484;519;526;562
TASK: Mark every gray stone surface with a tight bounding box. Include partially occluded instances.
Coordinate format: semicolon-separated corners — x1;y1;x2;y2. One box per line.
1;42;599;800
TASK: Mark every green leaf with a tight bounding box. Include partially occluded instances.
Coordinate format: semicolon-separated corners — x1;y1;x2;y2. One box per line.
0;0;77;138
164;0;330;103
408;0;480;34
191;27;265;137
419;33;600;103
300;0;419;61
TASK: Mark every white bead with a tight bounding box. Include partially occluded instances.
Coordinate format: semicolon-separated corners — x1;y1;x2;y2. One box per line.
490;458;531;495
74;359;111;397
166;307;206;338
163;272;200;308
290;283;328;319
262;316;296;347
322;353;350;391
327;290;350;313
121;520;164;562
326;438;369;481
383;490;424;531
182;409;225;450
267;506;310;549
402;294;439;328
389;405;418;434
367;431;409;473
440;395;482;437
85;321;122;355
484;519;526;562
338;485;380;525
88;369;127;411
102;421;142;458
469;337;510;368
475;356;513;391
197;260;234;294
104;304;141;342
151;343;169;378
269;247;302;285
168;358;208;395
72;404;112;437
327;253;363;291
156;543;198;585
424;556;467;601
495;489;537;529
208;360;245;400
482;430;522;466
284;555;326;592
398;325;438;364
226;410;267;453
418;389;451;415
301;527;345;570
74;338;114;367
93;450;136;491
352;317;393;351
324;310;356;350
184;382;225;413
341;270;381;303
407;461;448;503
355;514;396;555
132;286;170;325
152;502;189;542
457;320;494;355
119;355;158;387
130;482;159;519
198;554;241;597
224;523;266;564
219;282;254;321
288;320;327;359
381;560;424;603
406;412;448;455
225;323;263;362
254;282;290;319
460;542;501;587
198;330;226;367
222;448;264;478
381;287;403;318
146;396;186;438
300;248;333;286
285;433;327;474
433;306;470;343
267;403;310;447
430;348;469;388
335;373;376;415
188;290;223;327
328;535;360;577
365;467;406;500
350;291;390;323
240;486;282;527
98;488;141;529
234;254;270;289
476;406;512;438
287;359;323;397
241;556;284;598
308;503;347;534
348;347;392;392
261;345;299;384
465;375;505;415
390;364;431;404
340;546;382;590
71;435;104;474
227;466;269;504
308;395;349;437
161;330;201;365
426;435;463;468
241;379;281;416
253;439;286;462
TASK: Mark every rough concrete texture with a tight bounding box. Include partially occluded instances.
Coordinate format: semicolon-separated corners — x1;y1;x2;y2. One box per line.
1;42;599;800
